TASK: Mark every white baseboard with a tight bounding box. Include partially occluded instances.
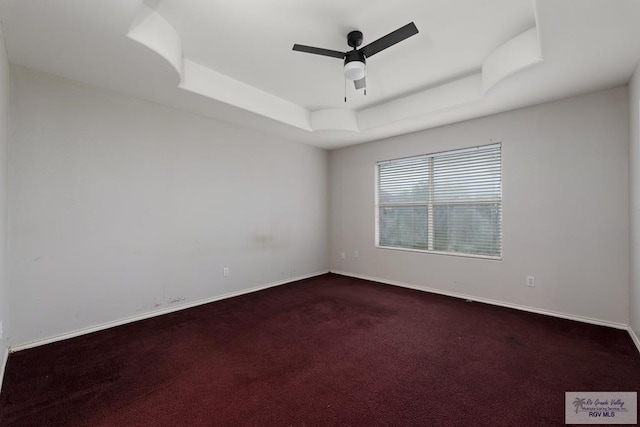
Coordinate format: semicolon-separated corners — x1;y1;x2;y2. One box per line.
628;326;640;354
10;270;638;356
0;344;8;393
331;270;629;331
10;271;329;353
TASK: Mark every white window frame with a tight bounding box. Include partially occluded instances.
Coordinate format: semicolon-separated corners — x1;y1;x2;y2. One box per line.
375;143;502;260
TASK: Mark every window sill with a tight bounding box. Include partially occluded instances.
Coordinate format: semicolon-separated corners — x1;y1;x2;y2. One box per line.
375;245;502;261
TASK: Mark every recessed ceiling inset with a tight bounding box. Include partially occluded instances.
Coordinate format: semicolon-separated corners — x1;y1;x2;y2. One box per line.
126;2;543;134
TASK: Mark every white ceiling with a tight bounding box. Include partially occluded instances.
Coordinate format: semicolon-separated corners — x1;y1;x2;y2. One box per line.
1;0;640;149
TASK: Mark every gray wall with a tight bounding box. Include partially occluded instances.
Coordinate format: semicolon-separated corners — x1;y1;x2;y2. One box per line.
8;66;329;347
629;62;640;339
330;87;630;325
4;64;636;349
0;20;10;382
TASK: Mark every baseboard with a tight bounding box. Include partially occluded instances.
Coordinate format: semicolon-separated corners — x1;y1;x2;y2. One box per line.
10;270;636;354
10;271;329;353
628;326;640;354
331;270;629;331
0;344;8;393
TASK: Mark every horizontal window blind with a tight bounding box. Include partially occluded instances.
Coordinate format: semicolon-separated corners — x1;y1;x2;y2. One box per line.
376;143;501;258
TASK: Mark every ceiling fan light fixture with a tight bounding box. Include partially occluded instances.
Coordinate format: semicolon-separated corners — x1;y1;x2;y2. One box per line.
344;60;366;80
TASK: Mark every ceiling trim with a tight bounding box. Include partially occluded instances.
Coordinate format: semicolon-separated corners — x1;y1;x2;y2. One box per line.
482;27;543;93
127;3;182;82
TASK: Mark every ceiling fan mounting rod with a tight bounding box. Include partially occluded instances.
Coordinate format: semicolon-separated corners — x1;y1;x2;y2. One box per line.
347;30;363;49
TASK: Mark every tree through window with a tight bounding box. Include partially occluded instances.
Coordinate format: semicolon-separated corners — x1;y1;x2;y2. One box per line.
376;143;502;258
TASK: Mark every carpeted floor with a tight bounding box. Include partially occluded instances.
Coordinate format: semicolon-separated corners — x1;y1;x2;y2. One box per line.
1;273;639;426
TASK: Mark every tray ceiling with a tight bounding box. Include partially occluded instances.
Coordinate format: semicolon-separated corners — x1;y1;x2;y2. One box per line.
1;0;640;149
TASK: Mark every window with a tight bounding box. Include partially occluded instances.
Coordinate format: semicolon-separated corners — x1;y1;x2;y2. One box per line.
376;143;502;259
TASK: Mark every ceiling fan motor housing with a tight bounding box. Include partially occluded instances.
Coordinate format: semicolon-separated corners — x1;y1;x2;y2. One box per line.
344;49;366;80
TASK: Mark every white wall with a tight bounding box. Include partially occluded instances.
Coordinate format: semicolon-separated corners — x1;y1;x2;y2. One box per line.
330;87;630;325
630;62;640;341
8;66;329;347
0;20;10;383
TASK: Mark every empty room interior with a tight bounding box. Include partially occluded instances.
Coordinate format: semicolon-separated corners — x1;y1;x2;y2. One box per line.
1;0;640;425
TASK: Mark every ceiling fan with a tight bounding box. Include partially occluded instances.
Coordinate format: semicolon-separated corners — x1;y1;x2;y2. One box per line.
292;22;419;94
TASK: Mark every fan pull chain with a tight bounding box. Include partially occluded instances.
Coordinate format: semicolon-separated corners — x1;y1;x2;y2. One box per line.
344;77;347;103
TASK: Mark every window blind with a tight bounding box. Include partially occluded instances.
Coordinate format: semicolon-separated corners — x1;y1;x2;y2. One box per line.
376;143;502;258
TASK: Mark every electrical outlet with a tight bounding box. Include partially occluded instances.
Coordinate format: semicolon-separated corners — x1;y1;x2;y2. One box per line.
223;267;229;277
526;276;535;287
354;250;359;258
340;252;346;259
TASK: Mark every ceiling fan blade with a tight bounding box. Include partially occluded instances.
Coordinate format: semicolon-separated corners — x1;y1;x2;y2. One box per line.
292;44;345;59
354;77;366;90
360;22;418;58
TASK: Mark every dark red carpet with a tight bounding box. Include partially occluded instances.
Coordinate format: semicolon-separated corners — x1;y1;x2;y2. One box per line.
1;273;639;426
